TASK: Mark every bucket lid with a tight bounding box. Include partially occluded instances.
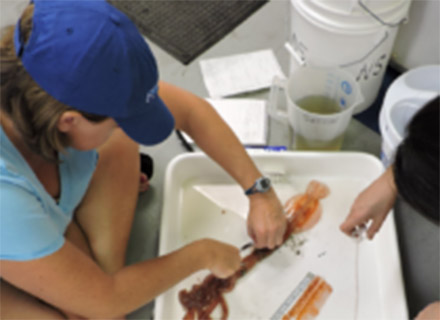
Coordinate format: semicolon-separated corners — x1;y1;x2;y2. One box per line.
380;65;440;146
292;0;411;33
381;65;440;118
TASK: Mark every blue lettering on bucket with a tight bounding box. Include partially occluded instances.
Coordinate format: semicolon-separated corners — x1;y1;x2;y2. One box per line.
340;98;346;107
341;81;352;95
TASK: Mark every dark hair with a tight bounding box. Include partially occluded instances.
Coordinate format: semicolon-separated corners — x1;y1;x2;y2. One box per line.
394;96;439;223
0;4;107;162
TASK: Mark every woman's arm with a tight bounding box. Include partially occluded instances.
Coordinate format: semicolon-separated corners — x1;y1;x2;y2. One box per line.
415;301;440;320
158;81;286;249
1;238;240;318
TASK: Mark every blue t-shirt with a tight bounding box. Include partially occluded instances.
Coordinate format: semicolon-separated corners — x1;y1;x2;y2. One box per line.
0;126;98;261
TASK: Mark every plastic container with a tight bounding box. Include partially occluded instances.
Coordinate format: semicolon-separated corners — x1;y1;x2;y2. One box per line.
287;0;411;113
268;67;363;150
379;65;440;167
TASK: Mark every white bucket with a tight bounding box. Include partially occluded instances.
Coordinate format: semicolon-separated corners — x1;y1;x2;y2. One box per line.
287;0;411;113
379;65;440;167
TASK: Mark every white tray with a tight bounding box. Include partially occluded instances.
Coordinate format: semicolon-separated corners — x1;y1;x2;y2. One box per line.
155;152;407;320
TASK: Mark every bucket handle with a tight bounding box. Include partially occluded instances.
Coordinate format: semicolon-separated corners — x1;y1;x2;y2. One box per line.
284;42;305;67
340;31;389;68
267;76;289;124
358;0;408;27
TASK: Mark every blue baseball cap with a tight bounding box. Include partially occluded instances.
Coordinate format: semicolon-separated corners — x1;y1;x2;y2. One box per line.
14;0;175;145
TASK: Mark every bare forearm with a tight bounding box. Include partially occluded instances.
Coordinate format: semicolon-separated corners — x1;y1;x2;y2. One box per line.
2;241;207;319
158;81;286;249
99;241;206;317
158;81;262;190
114;243;203;311
94;238;239;318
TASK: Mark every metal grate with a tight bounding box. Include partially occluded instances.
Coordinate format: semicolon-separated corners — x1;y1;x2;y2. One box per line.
108;0;268;65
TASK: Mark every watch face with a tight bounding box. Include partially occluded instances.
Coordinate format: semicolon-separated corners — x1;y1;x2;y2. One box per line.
245;177;271;195
260;177;270;189
258;177;271;192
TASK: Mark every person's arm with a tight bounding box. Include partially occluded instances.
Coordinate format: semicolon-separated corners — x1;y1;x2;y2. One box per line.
415;301;440;320
158;81;286;249
340;166;397;240
1;238;240;318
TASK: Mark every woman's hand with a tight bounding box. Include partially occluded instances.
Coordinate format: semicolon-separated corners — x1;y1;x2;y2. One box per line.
247;190;287;249
199;239;241;279
340;167;397;240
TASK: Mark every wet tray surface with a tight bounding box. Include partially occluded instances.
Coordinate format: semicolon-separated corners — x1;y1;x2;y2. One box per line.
155;152;407;320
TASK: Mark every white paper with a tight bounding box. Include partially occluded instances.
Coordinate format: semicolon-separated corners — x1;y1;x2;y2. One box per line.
183;98;267;146
200;49;285;98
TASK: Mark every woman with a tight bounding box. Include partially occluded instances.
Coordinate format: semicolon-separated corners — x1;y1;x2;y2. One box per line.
0;1;286;318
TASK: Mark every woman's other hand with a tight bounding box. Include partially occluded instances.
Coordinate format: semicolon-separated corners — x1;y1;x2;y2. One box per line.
198;239;241;279
340;167;397;240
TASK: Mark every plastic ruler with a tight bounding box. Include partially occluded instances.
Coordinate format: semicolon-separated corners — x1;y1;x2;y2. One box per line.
270;272;316;320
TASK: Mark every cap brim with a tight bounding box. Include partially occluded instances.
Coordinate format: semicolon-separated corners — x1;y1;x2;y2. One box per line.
115;95;175;145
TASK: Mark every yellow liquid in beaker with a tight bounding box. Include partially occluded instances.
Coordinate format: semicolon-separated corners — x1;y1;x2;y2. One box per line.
296;95;341;114
295;134;344;151
294;95;345;151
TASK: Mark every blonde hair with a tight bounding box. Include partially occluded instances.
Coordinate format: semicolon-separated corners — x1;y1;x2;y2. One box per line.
0;4;107;162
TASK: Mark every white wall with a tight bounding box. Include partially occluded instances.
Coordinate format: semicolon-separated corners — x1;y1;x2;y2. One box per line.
392;0;440;69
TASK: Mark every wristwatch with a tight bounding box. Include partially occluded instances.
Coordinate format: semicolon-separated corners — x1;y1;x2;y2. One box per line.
245;176;271;195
